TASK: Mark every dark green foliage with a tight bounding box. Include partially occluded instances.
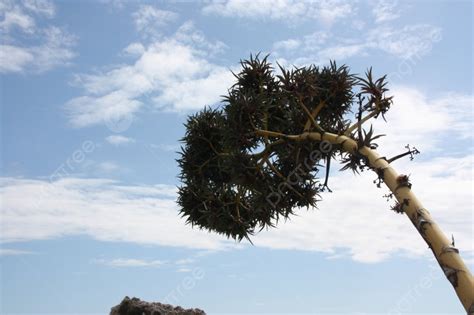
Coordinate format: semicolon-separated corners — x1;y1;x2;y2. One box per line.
276;61;355;134
177;55;393;241
357;68;393;120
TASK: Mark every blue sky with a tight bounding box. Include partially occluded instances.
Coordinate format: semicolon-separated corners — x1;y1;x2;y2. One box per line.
0;0;472;314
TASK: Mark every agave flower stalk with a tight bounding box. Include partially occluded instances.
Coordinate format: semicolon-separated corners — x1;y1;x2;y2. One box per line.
256;129;474;313
177;55;474;313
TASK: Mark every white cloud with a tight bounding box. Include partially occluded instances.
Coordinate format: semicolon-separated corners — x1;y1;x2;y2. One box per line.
0;248;36;256
173;21;227;56
372;86;473;155
317;43;367;61
148;143;180;153
372;0;400;24
272;24;442;65
105;135;135;146
176;258;195;265
97;161;120;172
0;177;231;250
114;184;177;198
202;0;354;26
65;91;142;128
1;124;472;264
0;44;34;72
132;4;178;36
0;26;76;73
93;256;201;271
1;150;471;264
255;153;473;263
0;1;77;73
98;0;127;10
368;24;442;59
33;26;77;71
22;0;55;18
0;5;35;33
65;22;233;128
93;258;165;268
273;39;301;51
3;68;472;264
123;42;145;56
151;64;232;111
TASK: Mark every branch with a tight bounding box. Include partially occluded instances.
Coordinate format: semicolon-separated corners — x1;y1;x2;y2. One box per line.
344;111;378;136
387;145;420;163
250;139;286;159
263;111;269;145
303;101;326;132
255;129;290;139
295;96;325;133
264;157;306;200
198;136;229;156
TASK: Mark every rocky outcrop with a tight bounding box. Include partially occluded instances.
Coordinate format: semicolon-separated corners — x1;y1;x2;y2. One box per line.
110;296;206;315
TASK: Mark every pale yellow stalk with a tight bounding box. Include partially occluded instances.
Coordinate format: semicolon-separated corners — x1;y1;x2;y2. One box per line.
256;129;474;313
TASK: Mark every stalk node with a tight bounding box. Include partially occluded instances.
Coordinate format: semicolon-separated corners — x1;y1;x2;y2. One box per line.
416;208;429;216
441;245;460;255
441;265;460;287
416;217;431;235
395;174;412;190
468;303;474;314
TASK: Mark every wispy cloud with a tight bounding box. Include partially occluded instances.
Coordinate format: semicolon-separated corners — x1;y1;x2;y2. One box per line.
1;84;473;264
92;257;201;271
372;0;401;24
123;42;145;56
0;248;36;256
93;258;165;268
0;177;231;250
255;154;473;263
0;3;36;33
149;143;180;153
23;0;55;18
368;24;442;59
1;155;471;263
65;21;233;128
371;86;473;155
97;161;120;172
105;135;135;146
273;23;441;65
173;21;227;57
98;0;127;10
132;5;178;37
64;90;141;129
175;258;195;265
0;0;77;74
202;0;354;26
272;39;301;51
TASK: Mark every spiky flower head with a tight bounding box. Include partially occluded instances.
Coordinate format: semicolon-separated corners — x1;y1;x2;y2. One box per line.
177;55;392;241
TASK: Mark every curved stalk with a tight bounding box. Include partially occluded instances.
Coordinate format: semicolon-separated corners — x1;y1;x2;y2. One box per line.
256;129;474;313
344;111;378;135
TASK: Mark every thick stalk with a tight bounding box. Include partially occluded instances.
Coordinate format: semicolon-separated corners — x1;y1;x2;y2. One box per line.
256;129;474;313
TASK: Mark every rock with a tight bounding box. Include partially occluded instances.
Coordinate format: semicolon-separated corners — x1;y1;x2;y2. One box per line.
110;296;206;315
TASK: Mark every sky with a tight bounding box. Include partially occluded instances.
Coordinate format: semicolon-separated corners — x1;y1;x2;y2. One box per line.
0;0;473;314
